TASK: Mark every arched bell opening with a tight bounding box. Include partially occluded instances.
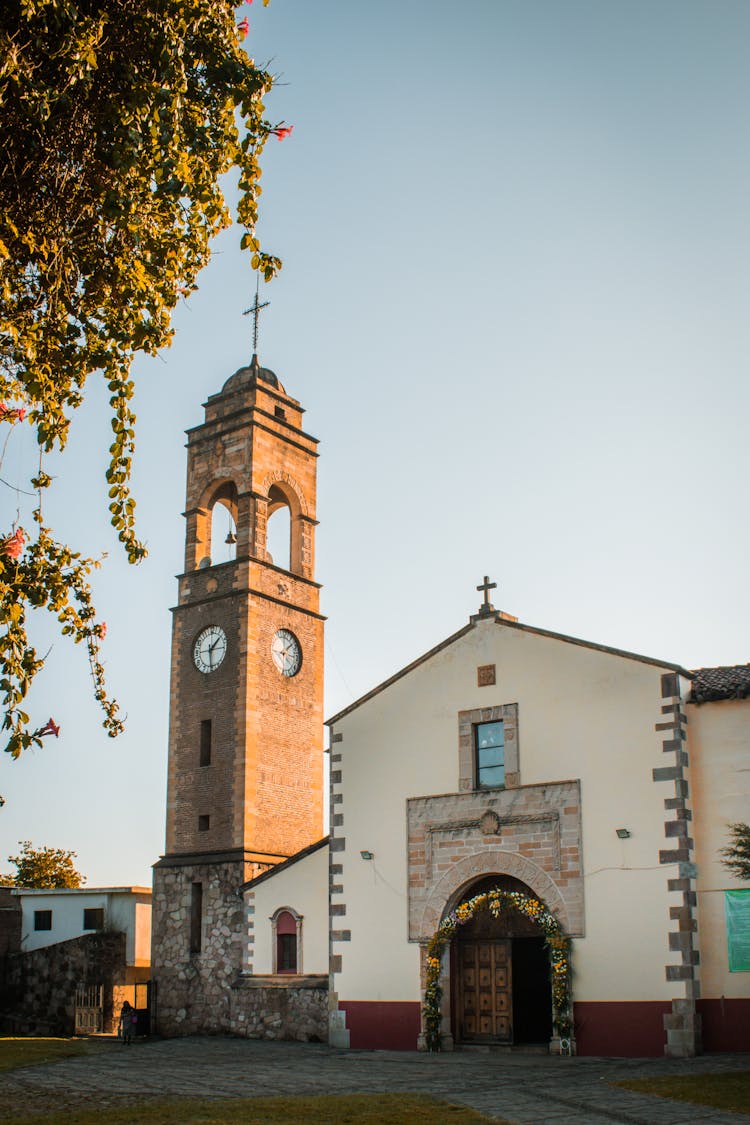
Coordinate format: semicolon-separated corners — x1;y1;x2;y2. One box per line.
449;875;554;1048
190;480;239;570
266;484;292;571
210;502;238;565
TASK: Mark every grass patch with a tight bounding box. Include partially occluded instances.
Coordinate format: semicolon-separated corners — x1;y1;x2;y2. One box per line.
615;1071;750;1115
0;1037;103;1072
11;1093;499;1125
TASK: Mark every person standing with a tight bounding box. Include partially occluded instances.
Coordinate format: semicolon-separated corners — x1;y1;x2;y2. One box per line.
119;1000;136;1045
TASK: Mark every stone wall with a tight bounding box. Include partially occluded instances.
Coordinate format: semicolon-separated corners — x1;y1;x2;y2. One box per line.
229;976;328;1041
152;857;247;1034
153;856;328;1041
407;780;584;940
0;888;21;956
0;932;126;1036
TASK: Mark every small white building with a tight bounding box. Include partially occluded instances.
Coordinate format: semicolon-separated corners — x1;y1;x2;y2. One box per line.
14;886;152;967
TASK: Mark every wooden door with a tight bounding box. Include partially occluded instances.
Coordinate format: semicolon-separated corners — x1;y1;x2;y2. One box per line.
458;939;512;1043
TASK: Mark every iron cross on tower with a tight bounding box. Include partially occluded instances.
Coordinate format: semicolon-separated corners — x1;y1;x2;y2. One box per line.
243;275;270;356
477;575;497;616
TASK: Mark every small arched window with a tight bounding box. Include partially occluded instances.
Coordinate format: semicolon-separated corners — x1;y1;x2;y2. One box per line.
272;907;301;974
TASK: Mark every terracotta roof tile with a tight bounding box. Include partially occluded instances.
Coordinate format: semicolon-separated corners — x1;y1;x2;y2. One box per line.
689;664;750;704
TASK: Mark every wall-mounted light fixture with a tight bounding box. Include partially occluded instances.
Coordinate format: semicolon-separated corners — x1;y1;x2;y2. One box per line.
360;850;374;861
615;828;632;839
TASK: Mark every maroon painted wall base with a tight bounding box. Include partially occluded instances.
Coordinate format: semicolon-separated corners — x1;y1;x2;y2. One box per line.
338;997;750;1055
574;1001;672;1056
699;998;750;1052
339;1001;421;1050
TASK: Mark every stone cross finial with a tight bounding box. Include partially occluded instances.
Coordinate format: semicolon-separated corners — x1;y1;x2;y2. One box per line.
477;575;497;616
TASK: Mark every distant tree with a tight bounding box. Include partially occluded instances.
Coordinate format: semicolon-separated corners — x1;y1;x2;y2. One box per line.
720;822;750;882
0;0;285;760
4;840;85;888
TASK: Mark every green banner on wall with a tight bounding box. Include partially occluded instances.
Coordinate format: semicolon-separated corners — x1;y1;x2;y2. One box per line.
725;889;750;972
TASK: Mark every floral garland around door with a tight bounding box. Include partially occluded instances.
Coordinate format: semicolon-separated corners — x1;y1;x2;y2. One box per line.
423;888;572;1051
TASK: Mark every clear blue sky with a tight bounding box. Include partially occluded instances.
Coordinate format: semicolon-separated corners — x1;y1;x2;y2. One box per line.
2;0;749;885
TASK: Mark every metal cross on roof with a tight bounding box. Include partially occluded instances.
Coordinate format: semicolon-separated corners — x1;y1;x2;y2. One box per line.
476;575;497;615
243;275;270;355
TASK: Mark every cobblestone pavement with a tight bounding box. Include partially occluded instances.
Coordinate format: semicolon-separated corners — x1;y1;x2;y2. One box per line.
2;1037;750;1124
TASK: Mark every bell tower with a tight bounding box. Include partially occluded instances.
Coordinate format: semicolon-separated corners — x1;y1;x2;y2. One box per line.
152;355;325;1034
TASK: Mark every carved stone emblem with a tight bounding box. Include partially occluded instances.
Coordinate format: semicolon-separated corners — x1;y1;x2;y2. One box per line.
480;809;501;836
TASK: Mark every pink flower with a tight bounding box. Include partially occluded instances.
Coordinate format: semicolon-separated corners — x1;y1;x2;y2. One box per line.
0;402;27;423
99;622;107;639
1;528;25;560
270;125;294;141
237;16;249;39
37;718;60;739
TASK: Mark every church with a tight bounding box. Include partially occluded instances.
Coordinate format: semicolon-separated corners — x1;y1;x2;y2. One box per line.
151;355;750;1058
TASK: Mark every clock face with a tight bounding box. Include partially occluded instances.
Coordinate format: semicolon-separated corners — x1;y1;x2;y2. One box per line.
271;629;302;677
193;625;227;674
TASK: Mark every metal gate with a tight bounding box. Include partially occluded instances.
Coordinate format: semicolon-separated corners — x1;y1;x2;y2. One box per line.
74;984;103;1034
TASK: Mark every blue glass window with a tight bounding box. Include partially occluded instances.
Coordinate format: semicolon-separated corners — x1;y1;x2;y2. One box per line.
476;720;505;789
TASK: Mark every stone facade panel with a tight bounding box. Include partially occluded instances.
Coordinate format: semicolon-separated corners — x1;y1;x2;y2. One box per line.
407;780;584;941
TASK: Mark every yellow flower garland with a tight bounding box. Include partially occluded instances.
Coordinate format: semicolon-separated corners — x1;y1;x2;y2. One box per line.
422;888;572;1051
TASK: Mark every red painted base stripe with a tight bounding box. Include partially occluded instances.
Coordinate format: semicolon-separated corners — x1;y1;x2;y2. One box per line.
574;1001;671;1056
339;1001;421;1051
337;998;750;1055
699;998;750;1052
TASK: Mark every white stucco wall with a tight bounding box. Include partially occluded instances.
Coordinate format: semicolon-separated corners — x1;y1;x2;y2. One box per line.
689;698;750;999
248;843;328;975
16;887;151;965
330;616;680;1005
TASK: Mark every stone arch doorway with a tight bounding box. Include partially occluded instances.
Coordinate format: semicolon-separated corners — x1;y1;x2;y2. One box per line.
451;875;553;1047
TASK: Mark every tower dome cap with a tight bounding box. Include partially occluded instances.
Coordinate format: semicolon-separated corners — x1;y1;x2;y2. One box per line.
221;353;282;395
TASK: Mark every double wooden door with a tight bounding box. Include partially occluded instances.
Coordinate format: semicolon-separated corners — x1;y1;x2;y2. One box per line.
457;939;512;1043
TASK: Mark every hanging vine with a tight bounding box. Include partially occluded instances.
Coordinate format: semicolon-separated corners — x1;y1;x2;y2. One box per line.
0;0;288;758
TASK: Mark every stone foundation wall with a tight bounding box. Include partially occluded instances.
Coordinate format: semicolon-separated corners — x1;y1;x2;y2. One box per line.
229;976;328;1042
152;858;247;1035
0;889;21;956
0;932;126;1035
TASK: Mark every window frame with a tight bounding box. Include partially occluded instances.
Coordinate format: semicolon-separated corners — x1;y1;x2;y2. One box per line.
83;907;104;931
200;719;212;767
34;909;52;932
475;718;506;790
271;906;302;975
190;882;203;954
457;703;520;792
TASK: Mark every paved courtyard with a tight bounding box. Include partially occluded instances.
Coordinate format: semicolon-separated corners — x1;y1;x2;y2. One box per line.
2;1037;749;1124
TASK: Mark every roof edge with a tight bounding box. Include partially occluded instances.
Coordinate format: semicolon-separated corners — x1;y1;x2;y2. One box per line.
11;886;152;896
241;836;329;892
326;615;690;727
327;622;476;726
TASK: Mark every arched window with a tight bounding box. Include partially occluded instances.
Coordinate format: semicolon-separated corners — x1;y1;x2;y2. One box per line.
272;907;302;974
266;485;291;571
